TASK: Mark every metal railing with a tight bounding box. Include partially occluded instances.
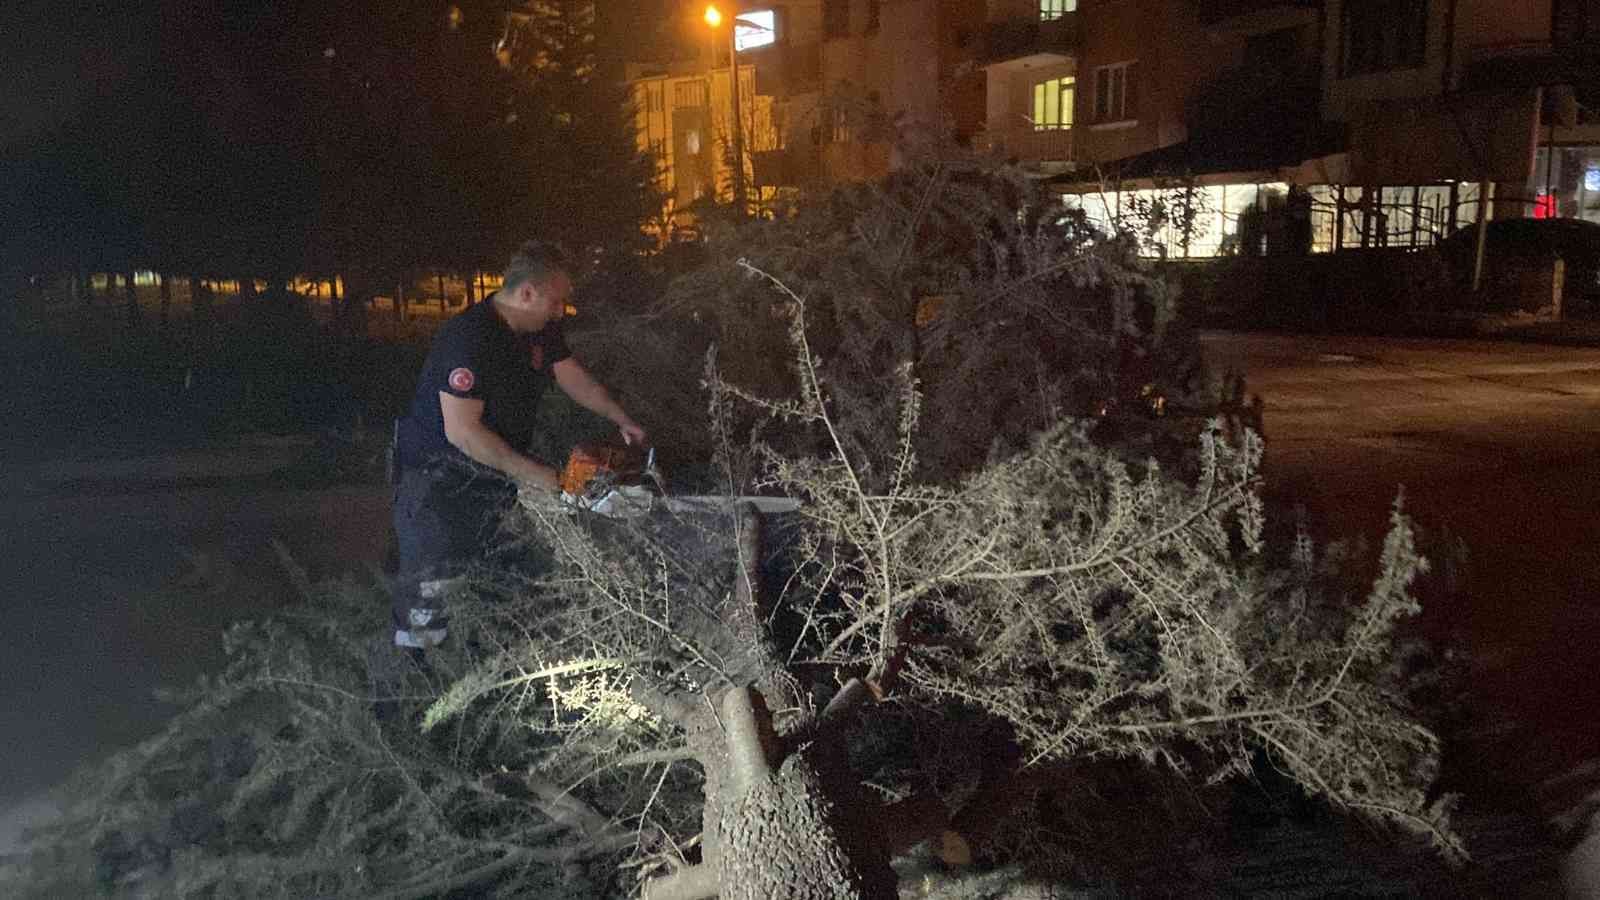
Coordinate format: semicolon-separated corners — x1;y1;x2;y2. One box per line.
975;126;1075;164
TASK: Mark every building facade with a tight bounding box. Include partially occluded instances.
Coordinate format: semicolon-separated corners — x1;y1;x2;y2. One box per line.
1056;0;1600;257
626;0;1600;253
625;0;985;231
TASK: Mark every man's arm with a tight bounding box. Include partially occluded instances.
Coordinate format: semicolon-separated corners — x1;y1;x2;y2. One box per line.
440;392;560;489
552;358;646;445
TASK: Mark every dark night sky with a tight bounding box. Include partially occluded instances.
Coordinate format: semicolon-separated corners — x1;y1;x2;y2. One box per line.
1;1;157;148
1;1;686;151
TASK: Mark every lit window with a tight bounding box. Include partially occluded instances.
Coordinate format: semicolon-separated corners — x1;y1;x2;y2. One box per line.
687;130;702;155
1040;0;1076;20
1031;76;1075;129
735;9;777;52
1093;61;1135;123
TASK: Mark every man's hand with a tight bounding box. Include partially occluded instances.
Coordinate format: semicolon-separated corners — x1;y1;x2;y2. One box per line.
554;359;646;448
616;417;647;446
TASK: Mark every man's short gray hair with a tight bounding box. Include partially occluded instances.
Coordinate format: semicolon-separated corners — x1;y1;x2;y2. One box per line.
501;241;572;294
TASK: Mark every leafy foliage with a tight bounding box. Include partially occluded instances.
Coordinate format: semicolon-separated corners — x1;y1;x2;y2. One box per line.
7;573;607;899
648;154;1226;485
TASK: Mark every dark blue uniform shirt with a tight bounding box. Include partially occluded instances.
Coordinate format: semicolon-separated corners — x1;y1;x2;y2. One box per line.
397;297;571;471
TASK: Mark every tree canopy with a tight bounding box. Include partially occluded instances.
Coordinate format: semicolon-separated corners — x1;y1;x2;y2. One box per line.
0;0;656;287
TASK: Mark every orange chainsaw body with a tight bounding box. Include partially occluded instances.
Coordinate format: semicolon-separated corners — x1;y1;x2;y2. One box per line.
559;443;648;497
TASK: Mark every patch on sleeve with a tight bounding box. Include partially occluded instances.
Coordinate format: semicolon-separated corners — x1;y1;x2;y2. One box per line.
447;367;476;393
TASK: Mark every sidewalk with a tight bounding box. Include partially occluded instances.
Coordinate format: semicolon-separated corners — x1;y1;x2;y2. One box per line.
1471;312;1600;346
0;434;316;498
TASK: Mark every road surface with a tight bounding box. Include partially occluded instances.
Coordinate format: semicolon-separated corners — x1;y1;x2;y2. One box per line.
1203;331;1600;794
0;439;390;849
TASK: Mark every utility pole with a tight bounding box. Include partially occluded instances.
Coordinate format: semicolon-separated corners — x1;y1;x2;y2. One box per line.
705;6;747;217
727;21;747;216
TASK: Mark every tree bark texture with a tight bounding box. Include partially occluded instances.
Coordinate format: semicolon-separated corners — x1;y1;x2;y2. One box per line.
639;506;898;900
158;274;172;327
123;271;140;327
336;273;370;337
190;276;213;323
715;687;867;900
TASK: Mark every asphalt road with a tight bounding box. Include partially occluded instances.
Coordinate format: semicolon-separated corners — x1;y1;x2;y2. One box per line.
1202;331;1600;794
0;441;390;832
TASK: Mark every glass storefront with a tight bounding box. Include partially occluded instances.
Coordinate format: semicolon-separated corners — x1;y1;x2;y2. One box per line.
1530;146;1600;223
1066;180;1489;258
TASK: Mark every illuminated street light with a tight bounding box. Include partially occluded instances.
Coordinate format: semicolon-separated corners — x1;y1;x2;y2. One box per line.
704;5;723;28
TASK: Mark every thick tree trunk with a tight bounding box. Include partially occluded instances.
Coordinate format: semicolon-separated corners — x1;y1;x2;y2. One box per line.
191;276;213;323
158;274;172;328
640;507;896;900
715;688;868;900
336;274;369;337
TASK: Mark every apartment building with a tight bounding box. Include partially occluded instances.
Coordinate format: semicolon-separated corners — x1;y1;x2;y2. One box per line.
976;0;1081;171
626;2;798;234
815;0;986;177
982;0;1600;257
1328;0;1600;220
625;0;985;231
978;2;1325;173
626;1;1600;252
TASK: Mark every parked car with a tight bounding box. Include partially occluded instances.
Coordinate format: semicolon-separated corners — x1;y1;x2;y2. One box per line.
1438;217;1600;309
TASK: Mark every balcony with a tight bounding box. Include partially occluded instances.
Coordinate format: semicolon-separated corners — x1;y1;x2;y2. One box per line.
976;126;1075;166
981;14;1079;69
1195;0;1317;36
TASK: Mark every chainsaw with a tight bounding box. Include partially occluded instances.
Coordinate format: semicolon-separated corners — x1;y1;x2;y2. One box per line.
557;442;800;519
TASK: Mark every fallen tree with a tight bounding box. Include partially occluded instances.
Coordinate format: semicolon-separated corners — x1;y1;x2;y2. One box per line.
420;269;1458;898
8;157;1457;899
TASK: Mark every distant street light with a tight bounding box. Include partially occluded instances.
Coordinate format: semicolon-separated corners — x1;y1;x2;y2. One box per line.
704;5;747;217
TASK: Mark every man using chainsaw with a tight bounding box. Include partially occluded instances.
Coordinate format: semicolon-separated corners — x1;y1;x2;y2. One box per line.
390;241;645;651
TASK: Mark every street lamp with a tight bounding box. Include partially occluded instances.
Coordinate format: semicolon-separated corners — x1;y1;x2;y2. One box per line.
704;4;747;217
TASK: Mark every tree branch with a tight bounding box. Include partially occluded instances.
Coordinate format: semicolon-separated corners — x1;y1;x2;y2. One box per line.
630;679;706;731
723;685;773;795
